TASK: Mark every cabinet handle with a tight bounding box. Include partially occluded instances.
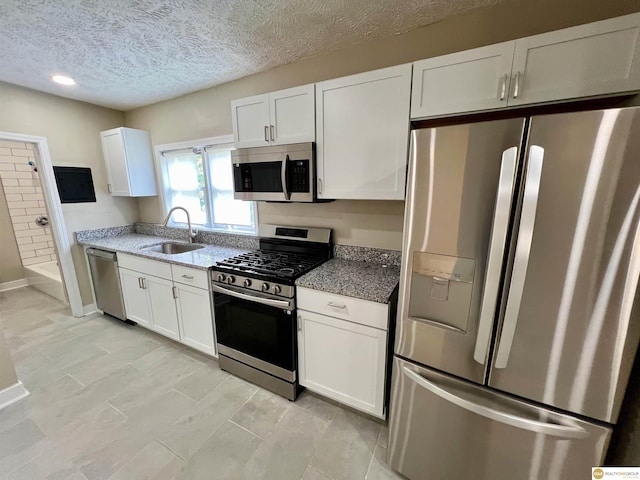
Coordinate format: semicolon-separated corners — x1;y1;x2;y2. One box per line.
499;74;508;101
138;277;142;289
270;125;275;142
264;126;269;142
141;278;147;289
172;286;178;299
318;178;322;194
181;275;194;280
107;183;112;193
298;315;303;332
513;71;521;99
328;301;347;309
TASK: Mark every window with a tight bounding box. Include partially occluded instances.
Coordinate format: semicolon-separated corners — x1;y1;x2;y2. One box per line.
159;136;256;234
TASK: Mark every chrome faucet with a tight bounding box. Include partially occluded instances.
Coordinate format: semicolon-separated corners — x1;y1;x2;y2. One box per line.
162;206;197;243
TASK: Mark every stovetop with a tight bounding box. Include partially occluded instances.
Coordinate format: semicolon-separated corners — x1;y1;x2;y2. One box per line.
215;250;325;280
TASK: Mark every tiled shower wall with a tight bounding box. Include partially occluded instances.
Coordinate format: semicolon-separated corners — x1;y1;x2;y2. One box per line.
0;140;56;266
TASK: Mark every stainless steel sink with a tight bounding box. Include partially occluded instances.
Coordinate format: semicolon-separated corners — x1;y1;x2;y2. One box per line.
146;242;204;254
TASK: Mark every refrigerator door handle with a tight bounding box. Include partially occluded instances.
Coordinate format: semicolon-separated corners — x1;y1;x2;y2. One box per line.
473;146;518;364
494;145;545;369
402;366;589;439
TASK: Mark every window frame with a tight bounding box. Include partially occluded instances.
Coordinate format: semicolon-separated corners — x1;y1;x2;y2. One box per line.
154;135;258;235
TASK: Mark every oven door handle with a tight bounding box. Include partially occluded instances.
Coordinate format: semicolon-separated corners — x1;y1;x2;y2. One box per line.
212;284;293;310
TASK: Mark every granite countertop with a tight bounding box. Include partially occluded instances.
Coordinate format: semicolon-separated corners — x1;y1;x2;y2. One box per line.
77;234;248;270
296;258;400;304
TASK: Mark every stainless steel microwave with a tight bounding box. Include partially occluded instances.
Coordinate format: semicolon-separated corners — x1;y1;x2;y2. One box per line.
232;142;315;202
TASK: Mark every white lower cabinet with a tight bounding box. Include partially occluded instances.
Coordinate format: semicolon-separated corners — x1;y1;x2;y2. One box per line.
175;282;215;355
118;253;216;356
146;275;180;341
297;287;389;418
119;268;152;328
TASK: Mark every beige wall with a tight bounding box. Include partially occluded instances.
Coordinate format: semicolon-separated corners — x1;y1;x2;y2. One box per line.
125;0;638;250
0;181;23;284
0;82;134;305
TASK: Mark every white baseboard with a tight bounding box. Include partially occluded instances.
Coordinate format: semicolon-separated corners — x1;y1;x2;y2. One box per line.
0;381;29;411
83;303;99;316
0;279;28;292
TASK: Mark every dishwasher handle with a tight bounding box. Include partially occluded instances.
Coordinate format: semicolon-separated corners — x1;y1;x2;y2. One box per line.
86;248;117;261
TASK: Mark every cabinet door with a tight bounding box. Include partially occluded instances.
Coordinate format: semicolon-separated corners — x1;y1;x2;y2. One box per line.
509;13;640;106
175;283;216;356
298;309;387;418
145;276;181;341
231;94;270;148
411;42;516;119
269;85;315;145
316;64;411;200
119;268;151;327
100;130;131;195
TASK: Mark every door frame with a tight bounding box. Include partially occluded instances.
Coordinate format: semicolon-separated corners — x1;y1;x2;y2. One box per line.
0;131;84;317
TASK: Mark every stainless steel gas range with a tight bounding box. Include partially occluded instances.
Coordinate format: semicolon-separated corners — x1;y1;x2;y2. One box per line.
211;224;332;400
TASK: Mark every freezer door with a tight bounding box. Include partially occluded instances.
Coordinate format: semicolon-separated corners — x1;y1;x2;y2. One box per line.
396;118;525;383
388;356;611;480
490;107;640;423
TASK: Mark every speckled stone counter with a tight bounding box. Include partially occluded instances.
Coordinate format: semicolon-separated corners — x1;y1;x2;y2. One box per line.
296;258;400;304
77;234;248;270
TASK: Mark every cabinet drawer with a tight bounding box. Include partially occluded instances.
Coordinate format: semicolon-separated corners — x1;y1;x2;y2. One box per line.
297;287;388;330
171;264;209;290
117;253;172;279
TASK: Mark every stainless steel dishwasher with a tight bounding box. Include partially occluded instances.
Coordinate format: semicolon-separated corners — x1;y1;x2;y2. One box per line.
86;248;128;322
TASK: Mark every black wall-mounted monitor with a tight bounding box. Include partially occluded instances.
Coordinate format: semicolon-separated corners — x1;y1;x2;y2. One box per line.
53;166;97;203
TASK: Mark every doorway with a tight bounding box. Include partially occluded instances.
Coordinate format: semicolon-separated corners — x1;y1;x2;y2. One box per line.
0;132;83;317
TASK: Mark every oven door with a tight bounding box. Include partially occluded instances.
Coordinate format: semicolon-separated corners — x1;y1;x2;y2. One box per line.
232;143;314;202
212;284;296;380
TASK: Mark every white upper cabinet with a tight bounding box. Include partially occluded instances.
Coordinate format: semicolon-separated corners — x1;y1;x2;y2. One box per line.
509;13;640;106
411;13;640;119
316;64;411;200
100;127;157;197
411;42;516;119
231;84;315;148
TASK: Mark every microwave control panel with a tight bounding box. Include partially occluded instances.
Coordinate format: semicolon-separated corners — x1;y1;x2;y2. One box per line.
290;160;310;193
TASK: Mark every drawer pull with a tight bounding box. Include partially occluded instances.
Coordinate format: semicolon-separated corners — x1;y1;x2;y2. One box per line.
181;275;194;280
328;302;347;309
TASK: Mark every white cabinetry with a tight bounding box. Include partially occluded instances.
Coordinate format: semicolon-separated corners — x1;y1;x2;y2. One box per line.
411;42;516;118
231;84;315;148
316;64;411;200
297;287;389;418
100;127;157;197
508;13;640;106
411;13;640;119
118;254;216;356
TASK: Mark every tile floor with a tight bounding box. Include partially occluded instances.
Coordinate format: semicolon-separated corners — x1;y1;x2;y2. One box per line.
0;287;405;480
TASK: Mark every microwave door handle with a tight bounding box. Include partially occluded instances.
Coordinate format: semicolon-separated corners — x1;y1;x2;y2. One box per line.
281;155;290;200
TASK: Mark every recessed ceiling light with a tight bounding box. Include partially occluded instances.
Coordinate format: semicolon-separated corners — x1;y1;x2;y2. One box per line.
52;75;76;86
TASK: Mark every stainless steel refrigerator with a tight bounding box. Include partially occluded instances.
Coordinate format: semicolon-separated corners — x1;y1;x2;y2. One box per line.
388;107;640;480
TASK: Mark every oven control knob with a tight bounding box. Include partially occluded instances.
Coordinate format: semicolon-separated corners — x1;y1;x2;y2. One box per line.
262;282;270;292
273;285;281;294
227;276;236;284
243;279;252;288
216;274;226;282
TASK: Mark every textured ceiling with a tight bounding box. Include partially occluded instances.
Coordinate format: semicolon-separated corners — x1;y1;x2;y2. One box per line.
0;0;501;111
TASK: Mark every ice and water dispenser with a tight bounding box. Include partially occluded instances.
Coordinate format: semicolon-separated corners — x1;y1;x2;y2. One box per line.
408;252;475;333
